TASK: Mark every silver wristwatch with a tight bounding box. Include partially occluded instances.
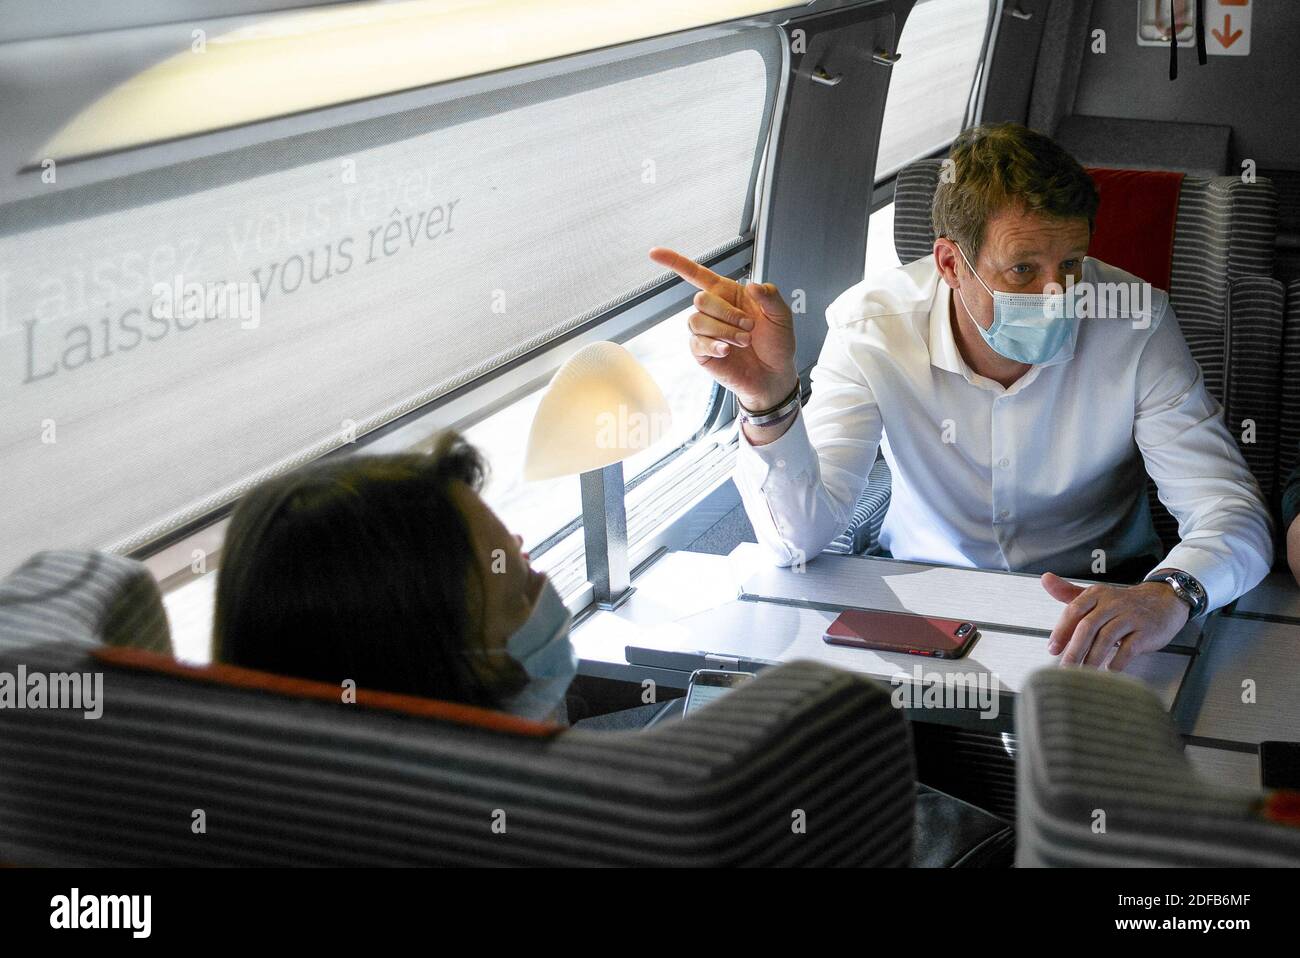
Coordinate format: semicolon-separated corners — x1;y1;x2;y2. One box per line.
1144;568;1208;619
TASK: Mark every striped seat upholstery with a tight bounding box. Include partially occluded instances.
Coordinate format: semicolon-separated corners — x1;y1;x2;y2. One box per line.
826;454;892;556
1228;276;1287;563
1279;280;1300;550
891;159;1284;556
892;160;943;265
1017;668;1300;867
0;551;916;866
0;550;170;656
1262;168;1300;284
1164;178;1281;553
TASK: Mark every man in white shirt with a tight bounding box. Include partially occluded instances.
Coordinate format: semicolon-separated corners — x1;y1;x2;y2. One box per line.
650;123;1272;671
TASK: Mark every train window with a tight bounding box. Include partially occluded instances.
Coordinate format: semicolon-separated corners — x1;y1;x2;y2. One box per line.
0;26;781;578
865;0;990;276
618;311;718;486
874;0;992;181
33;1;795;160
462;392;582;557
865;202;903;276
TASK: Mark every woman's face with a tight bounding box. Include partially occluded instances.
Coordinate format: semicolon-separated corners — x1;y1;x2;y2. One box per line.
448;481;546;651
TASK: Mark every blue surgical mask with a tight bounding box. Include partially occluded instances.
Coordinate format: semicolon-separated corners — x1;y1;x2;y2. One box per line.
487;578;577;722
955;244;1078;365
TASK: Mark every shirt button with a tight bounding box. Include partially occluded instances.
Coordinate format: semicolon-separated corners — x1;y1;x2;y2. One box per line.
997;509;1010;520
998;458;1010;469
776;458;786;469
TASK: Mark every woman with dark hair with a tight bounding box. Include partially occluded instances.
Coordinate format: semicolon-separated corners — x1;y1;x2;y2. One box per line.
212;432;578;721
212;432;1016;861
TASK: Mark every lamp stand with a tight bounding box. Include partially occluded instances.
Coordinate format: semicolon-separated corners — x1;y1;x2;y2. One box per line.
580;461;635;610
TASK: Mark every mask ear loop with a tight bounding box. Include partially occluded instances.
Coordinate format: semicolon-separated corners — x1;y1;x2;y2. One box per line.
954;243;995;297
952;242;996;322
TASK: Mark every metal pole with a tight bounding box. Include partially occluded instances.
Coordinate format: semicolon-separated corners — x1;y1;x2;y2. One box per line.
580;460;634;610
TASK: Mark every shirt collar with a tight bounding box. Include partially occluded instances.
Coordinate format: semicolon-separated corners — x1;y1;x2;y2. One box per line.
927;279;968;377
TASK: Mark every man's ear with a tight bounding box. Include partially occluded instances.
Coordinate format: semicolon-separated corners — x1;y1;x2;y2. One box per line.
933;238;961;289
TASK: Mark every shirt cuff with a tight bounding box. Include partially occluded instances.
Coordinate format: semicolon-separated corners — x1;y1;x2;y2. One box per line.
1148;545;1233;615
737;406;820;492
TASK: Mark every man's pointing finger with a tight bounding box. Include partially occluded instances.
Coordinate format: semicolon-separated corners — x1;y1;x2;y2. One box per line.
649;246;726;293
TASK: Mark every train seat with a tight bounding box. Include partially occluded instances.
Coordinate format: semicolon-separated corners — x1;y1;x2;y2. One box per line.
0;550;917;866
1017;667;1300;867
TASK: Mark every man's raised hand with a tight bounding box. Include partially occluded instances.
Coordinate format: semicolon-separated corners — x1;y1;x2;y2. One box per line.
648;247;797;412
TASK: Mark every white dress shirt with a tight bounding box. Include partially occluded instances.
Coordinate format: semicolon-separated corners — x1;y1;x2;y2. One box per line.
734;255;1273;613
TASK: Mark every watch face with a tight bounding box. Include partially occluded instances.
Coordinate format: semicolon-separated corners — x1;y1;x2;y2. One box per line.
1169;573;1205;614
1150;571;1202;616
1146;571;1204;609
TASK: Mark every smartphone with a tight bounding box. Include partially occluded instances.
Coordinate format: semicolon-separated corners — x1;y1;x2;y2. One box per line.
823;608;979;659
683;668;756;717
1260;741;1300;790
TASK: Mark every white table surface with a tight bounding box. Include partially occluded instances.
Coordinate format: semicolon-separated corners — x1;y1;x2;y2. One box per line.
1229;571;1300;622
574;547;1192;713
1183;744;1261;793
1179;613;1300;746
731;543;1205;649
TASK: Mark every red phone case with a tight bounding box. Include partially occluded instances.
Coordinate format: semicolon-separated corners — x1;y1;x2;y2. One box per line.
823;609;978;658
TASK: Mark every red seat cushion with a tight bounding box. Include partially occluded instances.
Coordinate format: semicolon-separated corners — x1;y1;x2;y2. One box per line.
1263;790;1300;829
1085;167;1185;292
91;645;563;738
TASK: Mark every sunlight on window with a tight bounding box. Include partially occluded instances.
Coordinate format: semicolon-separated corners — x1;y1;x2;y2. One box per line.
875;0;989;180
866;202;903;277
622;310;717;481
464;391;581;554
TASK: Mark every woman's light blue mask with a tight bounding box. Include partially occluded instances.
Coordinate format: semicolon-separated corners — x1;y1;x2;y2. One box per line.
955;244;1078;365
478;578;577;722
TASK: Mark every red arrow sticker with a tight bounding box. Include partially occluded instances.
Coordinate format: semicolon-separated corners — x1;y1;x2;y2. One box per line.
1212;14;1243;48
1208;0;1251;57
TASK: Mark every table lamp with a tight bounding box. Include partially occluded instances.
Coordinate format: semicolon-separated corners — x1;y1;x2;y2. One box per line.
524;341;671;609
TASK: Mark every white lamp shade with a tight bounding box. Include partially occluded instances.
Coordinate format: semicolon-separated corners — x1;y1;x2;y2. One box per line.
524;341;672;481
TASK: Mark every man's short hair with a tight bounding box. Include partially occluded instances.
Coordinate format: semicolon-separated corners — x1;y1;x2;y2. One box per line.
931;123;1099;263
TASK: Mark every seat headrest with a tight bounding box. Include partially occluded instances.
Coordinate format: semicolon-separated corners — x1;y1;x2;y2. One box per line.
1085;167;1183;291
0;551;170;655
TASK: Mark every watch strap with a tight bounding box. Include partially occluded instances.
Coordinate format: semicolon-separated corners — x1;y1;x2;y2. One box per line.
1144;568;1208;618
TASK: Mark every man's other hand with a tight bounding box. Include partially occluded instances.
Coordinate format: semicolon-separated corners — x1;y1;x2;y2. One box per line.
1040;572;1190;671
